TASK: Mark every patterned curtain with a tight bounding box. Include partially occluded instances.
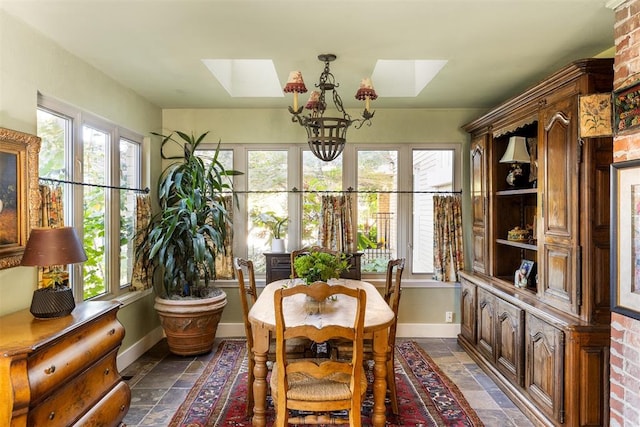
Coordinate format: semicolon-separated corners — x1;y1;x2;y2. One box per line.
215;195;234;279
433;194;465;282
319;194;355;253
130;193;152;291
38;185;65;286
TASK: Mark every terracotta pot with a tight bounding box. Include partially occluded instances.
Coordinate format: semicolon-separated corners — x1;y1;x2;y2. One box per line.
154;288;227;356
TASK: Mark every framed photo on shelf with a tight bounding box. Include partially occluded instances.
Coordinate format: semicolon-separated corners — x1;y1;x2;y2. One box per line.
611;159;640;320
514;259;535;289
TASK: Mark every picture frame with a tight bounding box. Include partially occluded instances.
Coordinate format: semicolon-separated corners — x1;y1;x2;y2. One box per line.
614;79;640;135
514;259;535;288
579;93;613;138
611;159;640;320
0;128;41;270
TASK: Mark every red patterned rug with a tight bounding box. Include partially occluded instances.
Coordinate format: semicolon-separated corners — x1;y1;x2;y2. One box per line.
169;340;484;426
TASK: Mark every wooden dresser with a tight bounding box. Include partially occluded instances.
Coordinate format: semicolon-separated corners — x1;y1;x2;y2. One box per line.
265;252;363;283
0;301;130;426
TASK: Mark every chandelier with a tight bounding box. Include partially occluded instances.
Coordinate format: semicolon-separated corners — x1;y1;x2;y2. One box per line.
284;54;377;162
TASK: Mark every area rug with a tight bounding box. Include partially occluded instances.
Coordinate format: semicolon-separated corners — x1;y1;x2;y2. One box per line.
169;339;483;426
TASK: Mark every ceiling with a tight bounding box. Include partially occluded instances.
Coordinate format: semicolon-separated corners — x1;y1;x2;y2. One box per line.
0;0;616;111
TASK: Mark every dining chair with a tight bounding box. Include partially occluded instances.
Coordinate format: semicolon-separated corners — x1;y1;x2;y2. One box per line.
290;245;339;278
234;257;310;417
332;258;405;414
270;282;368;426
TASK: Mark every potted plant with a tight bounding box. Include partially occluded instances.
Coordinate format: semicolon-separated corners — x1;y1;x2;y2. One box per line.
137;130;241;355
293;250;349;284
254;211;288;252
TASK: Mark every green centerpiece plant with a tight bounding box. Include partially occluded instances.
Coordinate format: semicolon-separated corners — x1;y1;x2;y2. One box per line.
293;250;349;284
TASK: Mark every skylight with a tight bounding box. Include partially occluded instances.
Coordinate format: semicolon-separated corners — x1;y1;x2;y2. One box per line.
371;60;447;97
202;59;283;97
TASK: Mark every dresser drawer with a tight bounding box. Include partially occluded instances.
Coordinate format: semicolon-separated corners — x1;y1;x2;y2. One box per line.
29;312;124;404
73;381;131;427
28;348;124;425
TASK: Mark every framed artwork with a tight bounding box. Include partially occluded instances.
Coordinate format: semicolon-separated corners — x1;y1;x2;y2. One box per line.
515;259;535;289
579;93;613;138
611;159;640;320
614;80;640;134
0;128;41;270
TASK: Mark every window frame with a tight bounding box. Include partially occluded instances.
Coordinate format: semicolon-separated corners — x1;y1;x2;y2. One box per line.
37;95;143;300
200;142;461;282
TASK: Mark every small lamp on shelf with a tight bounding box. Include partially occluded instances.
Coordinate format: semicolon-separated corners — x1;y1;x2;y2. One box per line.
500;136;530;188
20;226;87;319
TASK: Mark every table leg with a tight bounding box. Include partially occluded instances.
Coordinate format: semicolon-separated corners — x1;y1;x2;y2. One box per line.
252;325;269;427
371;329;388;427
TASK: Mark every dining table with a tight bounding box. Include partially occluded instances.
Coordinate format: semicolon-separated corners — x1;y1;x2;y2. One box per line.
248;278;395;427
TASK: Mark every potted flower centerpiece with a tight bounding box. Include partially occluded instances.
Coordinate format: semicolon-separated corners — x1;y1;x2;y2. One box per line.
137;130;241;355
293;250;349;284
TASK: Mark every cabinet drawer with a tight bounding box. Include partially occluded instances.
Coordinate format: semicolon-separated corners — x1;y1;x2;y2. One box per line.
28;348;123;425
29;313;124;404
73;381;131;427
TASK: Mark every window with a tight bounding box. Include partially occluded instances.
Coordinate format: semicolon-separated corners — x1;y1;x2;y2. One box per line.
37;97;142;300
195;143;459;280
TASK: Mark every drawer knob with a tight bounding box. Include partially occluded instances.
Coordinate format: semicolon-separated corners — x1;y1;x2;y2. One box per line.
108;328;116;335
48;411;55;420
45;365;56;374
104;368;110;375
120;404;126;412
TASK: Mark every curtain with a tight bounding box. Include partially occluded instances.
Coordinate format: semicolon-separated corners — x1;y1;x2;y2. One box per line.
433;194;464;282
38;185;65;286
215;195;234;279
319;194;355;253
130;193;152;291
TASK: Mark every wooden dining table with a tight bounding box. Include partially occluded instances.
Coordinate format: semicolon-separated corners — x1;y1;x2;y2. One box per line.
248;278;395;427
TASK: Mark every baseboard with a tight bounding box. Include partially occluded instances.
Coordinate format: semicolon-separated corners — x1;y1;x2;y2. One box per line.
117;325;165;371
117;322;461;369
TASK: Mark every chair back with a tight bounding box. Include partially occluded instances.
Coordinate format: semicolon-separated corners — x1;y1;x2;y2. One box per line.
384;258;405;351
273;282;367;424
290;245;340;278
234;257;257;349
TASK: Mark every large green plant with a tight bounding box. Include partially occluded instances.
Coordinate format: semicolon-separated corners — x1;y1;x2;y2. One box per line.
137;131;241;298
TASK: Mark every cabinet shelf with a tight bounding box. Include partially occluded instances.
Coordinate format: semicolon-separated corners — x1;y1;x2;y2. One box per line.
495;188;537;196
496;238;537;251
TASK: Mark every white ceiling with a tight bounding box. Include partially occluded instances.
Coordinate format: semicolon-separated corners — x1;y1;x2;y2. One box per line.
0;0;616;110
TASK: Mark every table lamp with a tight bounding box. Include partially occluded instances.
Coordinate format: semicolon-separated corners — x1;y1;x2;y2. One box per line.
500;136;530;187
21;226;88;319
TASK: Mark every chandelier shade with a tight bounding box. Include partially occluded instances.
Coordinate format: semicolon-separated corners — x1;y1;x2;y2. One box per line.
285;54;376;162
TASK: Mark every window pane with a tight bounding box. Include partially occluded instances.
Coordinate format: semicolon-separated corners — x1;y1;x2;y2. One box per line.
358;150;397;272
412;149;454;273
119;138;140;288
247;151;287;272
82;125;108;299
37;109;68;181
301;152;342;247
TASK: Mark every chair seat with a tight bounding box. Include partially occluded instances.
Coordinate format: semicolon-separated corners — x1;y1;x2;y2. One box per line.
270;359;367;402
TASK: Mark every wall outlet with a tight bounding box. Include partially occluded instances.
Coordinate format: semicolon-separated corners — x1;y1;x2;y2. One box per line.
445;311;454;323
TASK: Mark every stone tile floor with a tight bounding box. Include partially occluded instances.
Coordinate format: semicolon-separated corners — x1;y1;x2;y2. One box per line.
121;337;534;426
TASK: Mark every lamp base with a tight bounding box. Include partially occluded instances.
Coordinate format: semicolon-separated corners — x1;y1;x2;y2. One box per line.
30;286;76;319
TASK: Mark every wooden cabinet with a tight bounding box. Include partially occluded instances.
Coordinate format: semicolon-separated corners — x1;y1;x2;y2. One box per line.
459;58;613;427
0;301;130;426
265;252;363;284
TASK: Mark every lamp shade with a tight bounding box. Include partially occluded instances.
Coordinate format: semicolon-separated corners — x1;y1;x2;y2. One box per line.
21;226;88;267
500;136;530;164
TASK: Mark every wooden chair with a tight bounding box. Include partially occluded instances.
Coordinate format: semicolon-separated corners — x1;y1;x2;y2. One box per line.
332;258;405;414
270;282;368;426
234;257;310;417
290;245;339;278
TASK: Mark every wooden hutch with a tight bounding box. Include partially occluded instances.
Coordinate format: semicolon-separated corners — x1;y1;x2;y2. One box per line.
459;58;613;426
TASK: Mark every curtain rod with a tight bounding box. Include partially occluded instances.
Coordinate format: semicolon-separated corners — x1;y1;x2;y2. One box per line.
225;188;462;195
39;177;150;194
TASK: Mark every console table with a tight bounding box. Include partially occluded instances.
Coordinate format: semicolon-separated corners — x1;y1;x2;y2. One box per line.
0;301;130;426
264;252;362;283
